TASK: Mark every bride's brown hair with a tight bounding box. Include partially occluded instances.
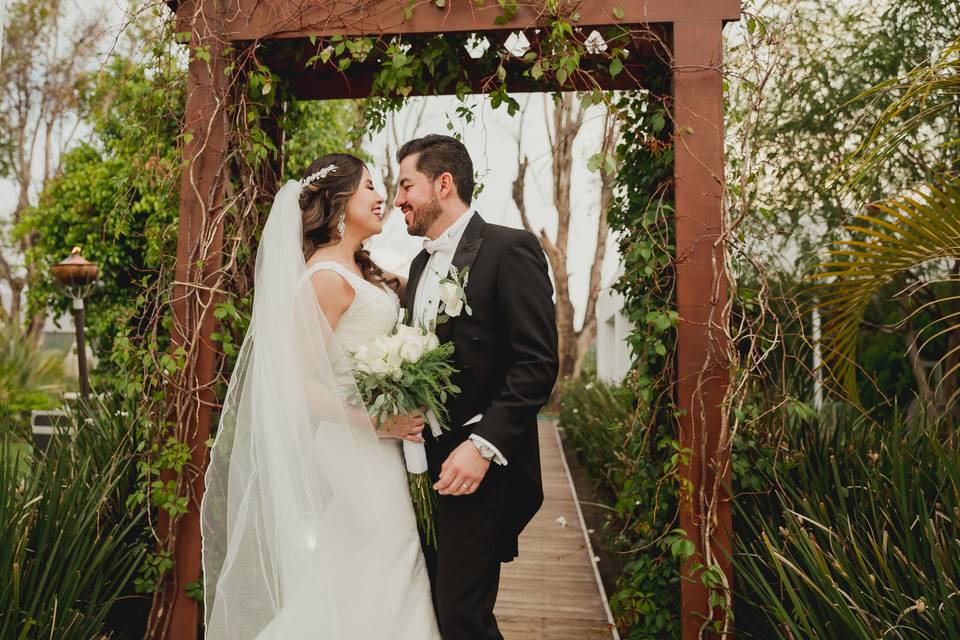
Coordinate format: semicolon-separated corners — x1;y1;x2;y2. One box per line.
299;153;399;291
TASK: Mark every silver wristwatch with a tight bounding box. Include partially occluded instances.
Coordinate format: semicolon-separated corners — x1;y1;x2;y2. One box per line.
472;439;498;461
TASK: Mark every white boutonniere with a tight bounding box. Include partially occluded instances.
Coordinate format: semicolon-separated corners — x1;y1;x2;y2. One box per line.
437;265;471;324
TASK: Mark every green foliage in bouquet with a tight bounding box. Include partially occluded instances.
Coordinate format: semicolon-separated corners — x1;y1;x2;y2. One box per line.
353;330;460;431
352;324;460;546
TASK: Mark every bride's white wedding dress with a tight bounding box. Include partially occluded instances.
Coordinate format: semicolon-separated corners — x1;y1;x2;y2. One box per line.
248;262;440;640
201;180;441;640
274;260;441;640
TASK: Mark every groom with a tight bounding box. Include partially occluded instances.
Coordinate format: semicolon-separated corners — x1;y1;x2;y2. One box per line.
397;134;559;639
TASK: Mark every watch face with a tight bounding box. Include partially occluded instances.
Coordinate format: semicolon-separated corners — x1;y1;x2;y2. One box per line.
473;440;495;460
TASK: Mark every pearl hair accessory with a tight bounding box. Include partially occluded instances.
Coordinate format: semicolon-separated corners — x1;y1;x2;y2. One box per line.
300;163;338;187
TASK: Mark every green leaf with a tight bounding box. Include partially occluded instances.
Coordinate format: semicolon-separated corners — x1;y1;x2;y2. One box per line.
609;57;623;78
651;111;665;134
587;152;602;172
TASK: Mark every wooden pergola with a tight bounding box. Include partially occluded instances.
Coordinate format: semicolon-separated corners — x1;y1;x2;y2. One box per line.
162;1;740;638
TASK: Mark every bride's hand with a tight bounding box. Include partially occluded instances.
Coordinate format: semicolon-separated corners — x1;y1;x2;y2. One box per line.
379;411;426;443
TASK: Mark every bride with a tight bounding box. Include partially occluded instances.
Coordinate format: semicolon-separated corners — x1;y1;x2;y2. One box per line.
200;153;442;639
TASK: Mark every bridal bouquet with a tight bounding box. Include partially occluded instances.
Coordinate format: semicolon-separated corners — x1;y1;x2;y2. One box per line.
352;323;459;546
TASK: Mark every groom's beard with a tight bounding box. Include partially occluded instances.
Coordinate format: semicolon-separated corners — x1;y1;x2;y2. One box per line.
405;195;443;237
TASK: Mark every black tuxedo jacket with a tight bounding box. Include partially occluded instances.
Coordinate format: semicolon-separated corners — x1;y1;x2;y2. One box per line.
405;213;559;561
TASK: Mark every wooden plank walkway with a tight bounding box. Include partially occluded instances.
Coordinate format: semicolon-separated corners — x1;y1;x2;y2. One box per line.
495;420;618;640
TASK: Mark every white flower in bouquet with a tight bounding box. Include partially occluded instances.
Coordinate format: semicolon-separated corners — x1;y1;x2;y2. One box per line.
394;324;439;363
384;342;404;376
350;322;459;548
352;345;372;373
353;335;402;378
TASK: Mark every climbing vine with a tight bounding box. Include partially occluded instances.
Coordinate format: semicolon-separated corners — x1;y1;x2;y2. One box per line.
601;71;685;637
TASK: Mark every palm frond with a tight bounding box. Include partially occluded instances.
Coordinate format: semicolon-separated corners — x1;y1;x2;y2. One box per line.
843;37;960;189
809;180;960;406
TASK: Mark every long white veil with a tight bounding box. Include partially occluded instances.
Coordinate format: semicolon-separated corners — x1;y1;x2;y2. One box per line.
200;180;393;639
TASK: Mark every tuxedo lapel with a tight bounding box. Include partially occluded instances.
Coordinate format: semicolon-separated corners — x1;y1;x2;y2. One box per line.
451;213;485;276
436;214;485;343
405;249;430;323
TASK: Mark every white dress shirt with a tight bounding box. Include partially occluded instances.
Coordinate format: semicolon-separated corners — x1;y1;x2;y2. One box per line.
413;210;507;466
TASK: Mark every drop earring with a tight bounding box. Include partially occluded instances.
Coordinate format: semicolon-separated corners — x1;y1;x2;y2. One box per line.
337;211;346;236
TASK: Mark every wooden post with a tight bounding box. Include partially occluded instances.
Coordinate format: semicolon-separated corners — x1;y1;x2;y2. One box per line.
152;2;228;638
72;297;90;398
672;19;733;640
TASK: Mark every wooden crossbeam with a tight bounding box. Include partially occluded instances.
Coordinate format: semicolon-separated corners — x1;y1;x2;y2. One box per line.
170;1;740;41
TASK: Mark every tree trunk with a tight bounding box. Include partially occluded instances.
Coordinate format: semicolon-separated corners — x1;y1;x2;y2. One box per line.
0;0;99;335
546;94;582;385
572;111;617;378
511;95;615;395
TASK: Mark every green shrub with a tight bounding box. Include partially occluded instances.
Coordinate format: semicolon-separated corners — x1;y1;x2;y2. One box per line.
0;323;65;440
736;408;960;639
0;392;153;639
559;373;681;639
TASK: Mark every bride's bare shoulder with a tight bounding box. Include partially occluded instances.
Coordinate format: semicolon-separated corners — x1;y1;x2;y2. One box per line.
305;263;355;328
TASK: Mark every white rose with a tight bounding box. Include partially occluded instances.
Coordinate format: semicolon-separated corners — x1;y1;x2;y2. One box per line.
367;335;390;362
438;281;464;317
386;345;404;369
394;324;434;363
354;345;379;373
395;324;421;342
400;339;424;363
368;357;391;376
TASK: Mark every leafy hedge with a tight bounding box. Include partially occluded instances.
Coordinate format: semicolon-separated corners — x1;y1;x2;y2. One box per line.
560;373;680;638
560;373;784;638
0;322;65;440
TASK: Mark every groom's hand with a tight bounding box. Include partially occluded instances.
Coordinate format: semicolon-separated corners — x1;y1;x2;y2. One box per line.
434;441;490;496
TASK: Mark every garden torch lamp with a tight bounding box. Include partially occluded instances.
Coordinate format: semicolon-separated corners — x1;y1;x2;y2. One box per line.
51;247;99;399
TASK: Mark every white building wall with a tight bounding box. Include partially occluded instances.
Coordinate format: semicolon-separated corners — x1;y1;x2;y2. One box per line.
595;271;632;383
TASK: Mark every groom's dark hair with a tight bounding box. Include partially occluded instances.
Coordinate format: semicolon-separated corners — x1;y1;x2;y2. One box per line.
397;134;475;205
